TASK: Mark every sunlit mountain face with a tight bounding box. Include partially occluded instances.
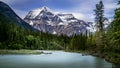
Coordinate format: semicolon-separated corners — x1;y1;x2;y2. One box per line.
24;7;96;36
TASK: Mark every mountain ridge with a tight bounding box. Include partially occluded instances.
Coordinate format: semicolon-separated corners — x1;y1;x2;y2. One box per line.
24;6;95;36
0;1;36;30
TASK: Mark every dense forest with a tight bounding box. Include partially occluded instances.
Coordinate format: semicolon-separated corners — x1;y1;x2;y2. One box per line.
0;0;120;65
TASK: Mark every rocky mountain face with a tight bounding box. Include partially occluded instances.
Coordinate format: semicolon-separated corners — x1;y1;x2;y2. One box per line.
24;7;95;36
0;1;35;30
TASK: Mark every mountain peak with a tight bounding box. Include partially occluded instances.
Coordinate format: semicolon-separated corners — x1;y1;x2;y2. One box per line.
33;6;50;12
25;6;54;19
41;6;49;11
24;6;96;36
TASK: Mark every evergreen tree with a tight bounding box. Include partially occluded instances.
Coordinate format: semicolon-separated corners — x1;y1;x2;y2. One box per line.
94;0;107;52
106;0;120;53
94;1;105;32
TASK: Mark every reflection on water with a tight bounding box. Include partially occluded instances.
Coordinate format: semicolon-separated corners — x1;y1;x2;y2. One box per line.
0;51;116;68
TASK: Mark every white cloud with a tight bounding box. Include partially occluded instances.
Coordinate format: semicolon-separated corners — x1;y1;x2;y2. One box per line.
0;0;16;4
0;0;27;4
0;0;28;19
0;0;28;5
13;9;28;19
105;4;117;9
72;13;85;20
54;10;93;22
1;0;118;22
68;0;117;22
72;13;94;22
67;0;118;22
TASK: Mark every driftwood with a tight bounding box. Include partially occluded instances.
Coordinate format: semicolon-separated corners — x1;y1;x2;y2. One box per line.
41;51;52;54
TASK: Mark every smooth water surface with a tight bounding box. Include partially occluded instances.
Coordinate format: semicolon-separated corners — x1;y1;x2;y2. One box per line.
0;51;113;68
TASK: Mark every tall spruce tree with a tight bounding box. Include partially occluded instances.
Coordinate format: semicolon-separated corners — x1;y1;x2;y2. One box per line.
94;1;104;31
94;0;106;52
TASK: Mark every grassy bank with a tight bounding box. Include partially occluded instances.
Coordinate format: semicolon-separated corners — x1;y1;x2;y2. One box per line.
0;50;43;55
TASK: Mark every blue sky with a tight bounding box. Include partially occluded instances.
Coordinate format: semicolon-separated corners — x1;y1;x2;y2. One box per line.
0;0;118;22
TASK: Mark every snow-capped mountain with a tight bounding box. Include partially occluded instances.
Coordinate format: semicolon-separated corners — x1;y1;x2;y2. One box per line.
24;7;95;36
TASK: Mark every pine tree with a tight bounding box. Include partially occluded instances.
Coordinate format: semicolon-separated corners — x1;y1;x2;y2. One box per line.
94;0;107;52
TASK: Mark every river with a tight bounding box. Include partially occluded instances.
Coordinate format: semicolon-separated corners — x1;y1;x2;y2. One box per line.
0;51;115;68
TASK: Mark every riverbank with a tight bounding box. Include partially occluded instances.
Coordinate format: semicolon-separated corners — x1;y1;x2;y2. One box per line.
86;51;120;66
91;51;120;66
66;50;120;66
0;50;43;55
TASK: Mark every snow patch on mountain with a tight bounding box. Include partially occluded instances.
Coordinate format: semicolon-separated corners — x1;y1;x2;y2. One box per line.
24;6;96;36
